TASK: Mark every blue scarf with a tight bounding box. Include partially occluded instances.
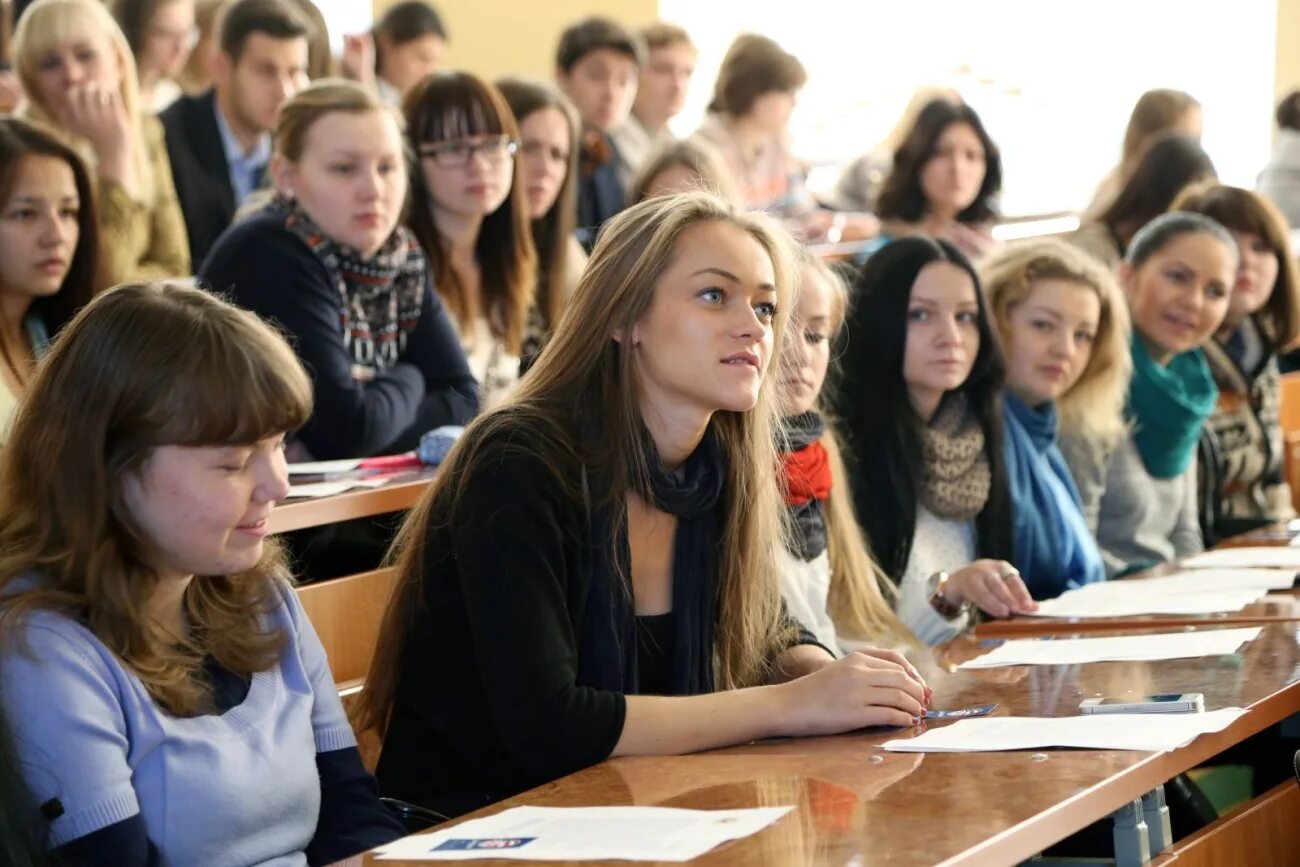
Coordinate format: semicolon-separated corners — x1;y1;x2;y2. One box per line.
1002;392;1104;599
1127;338;1218;479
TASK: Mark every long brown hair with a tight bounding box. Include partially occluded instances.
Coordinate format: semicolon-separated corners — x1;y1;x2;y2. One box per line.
404;71;536;354
496;76;579;334
0;282;313;716
796;254;916;648
360;191;798;734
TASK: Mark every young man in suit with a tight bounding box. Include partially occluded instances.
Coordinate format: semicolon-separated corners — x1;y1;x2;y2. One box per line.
161;0;310;266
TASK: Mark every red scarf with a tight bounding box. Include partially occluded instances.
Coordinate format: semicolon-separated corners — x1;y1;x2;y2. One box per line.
781;440;832;506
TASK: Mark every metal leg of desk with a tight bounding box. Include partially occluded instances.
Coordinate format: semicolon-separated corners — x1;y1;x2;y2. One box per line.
1113;797;1151;866
1141;785;1172;853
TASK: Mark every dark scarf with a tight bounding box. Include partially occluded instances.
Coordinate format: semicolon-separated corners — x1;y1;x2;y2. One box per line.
780;411;830;561
577;429;724;696
918;396;991;520
1128;337;1218;478
273;193;425;378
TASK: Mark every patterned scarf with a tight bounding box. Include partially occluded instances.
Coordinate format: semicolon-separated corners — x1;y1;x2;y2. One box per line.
918;395;991;521
780;411;832;561
273;194;425;379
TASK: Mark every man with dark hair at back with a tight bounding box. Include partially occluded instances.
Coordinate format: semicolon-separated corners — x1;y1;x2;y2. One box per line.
1259;90;1300;229
161;0;310;265
555;17;644;247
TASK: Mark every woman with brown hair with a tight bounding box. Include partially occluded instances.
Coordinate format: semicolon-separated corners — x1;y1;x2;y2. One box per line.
0;282;403;863
360;191;930;818
406;71;537;409
1173;183;1300;542
0;116;99;441
627;137;738;205
109;0;195;111
13;0;190;290
496;76;584;361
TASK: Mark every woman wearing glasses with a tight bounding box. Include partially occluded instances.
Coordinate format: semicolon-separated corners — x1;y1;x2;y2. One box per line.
199;80;478;461
406;71;538;408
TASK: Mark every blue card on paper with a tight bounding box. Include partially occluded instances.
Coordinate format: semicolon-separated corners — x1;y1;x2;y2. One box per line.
926;703;998;720
434;837;537;851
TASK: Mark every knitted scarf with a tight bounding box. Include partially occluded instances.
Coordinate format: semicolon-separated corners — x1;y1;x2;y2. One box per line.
274;194;425;378
918;396;991;520
780;411;832;561
1128;337;1218;479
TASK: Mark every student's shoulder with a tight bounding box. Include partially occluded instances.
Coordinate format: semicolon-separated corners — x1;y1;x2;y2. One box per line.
454;410;584;505
0;602;122;687
201;211;325;278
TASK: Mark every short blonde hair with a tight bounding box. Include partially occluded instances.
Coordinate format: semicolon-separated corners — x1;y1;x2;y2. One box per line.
981;238;1131;445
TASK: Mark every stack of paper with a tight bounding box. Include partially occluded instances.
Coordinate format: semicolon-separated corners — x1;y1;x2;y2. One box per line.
881;708;1247;753
286;477;392;499
373;805;793;861
1028;570;1292;619
958;627;1261;669
1185;547;1300;569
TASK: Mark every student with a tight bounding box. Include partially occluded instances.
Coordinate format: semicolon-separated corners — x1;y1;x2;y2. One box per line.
1172;184;1300;541
359;192;931;817
829;237;1034;645
1068;133;1216;272
175;0;222;95
497;76;585;360
609;22;695;190
1061;213;1236;576
0;118;99;442
627;138;738;205
0;281;404;864
370;0;447;108
110;0;195;112
13;0;190;290
1084;89;1201;221
161;0;310;266
776;250;919;652
199;80;478;459
982;240;1130;597
830;87;962;213
1258;91;1300;228
872;100;1002;261
406;71;537;409
287;0;331;81
555;17;644;245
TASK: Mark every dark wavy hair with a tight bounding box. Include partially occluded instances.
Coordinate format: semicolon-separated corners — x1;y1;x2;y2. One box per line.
829;237;1013;581
1098;132;1216;252
875;100;1002;226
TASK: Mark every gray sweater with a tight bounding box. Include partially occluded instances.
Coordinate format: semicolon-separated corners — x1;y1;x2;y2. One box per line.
1060;432;1202;577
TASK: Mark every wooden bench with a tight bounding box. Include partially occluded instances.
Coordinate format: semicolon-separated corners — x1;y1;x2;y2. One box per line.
1149;780;1300;865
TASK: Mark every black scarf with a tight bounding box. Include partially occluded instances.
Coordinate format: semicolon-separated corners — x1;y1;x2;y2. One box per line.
781;411;828;561
272;193;426;378
577;429;725;696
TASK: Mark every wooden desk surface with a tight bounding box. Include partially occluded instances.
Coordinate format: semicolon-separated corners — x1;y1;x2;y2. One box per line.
358;622;1300;866
268;472;434;535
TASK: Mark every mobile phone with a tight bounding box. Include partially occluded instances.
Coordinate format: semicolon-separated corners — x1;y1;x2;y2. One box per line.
1079;693;1204;714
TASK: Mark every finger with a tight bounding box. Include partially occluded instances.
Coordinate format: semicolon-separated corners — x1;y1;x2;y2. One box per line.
856;669;926;707
861;685;925;717
857;647;927;688
1002;573;1037;610
982;569;1021;612
966;577;1010;618
855;707;918;729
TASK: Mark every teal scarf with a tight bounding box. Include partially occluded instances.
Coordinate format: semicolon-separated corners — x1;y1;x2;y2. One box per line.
1127;337;1218;478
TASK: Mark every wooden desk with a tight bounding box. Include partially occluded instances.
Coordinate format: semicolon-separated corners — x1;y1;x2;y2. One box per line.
357;622;1300;866
268;472;434;535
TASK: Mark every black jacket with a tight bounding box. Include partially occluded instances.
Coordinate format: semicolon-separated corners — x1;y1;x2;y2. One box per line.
160;89;238;266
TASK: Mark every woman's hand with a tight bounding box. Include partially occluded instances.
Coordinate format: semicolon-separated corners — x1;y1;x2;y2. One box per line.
341;33;376;87
776;647;930;736
61;83;138;196
943;559;1037;619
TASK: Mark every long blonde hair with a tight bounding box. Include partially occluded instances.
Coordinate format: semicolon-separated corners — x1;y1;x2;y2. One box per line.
797;254;917;648
360;192;798;732
981;238;1132;446
13;0;156;203
0;282;313;716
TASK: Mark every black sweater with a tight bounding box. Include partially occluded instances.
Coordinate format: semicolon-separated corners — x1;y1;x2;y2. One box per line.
375;421;820;817
199;214;479;458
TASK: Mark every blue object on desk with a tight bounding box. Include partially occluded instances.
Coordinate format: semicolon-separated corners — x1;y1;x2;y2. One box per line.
419;426;464;466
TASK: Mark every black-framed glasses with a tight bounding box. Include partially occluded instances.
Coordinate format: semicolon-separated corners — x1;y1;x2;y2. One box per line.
419;136;519;168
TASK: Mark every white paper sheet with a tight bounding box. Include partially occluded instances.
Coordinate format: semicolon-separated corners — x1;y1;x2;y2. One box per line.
1027;571;1282;619
881;707;1247;753
285;477;391;499
1184;547;1300;569
373;805;793;861
286;459;364;475
957;627;1261;669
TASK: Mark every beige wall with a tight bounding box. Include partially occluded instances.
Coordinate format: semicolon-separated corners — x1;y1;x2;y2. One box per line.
1279;0;1300;105
373;0;660;81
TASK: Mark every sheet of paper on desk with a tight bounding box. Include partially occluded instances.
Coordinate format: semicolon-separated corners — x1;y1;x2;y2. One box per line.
372;805;793;861
1185;547;1300;568
958;627;1261;669
286;459;363;475
1028;579;1271;619
881;707;1247;753
285;477;392;499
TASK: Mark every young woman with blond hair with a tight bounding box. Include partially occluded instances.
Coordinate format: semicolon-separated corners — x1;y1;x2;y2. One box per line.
981;238;1130;597
360;191;931;818
0;282;402;863
775;250;918;652
12;0;190;289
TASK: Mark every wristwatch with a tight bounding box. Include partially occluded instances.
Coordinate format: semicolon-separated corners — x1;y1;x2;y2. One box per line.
925;571;967;620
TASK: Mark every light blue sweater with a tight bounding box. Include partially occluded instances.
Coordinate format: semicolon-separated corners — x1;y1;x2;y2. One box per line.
0;582;356;865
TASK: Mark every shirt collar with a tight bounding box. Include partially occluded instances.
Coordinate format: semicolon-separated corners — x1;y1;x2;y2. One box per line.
213;97;271;169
